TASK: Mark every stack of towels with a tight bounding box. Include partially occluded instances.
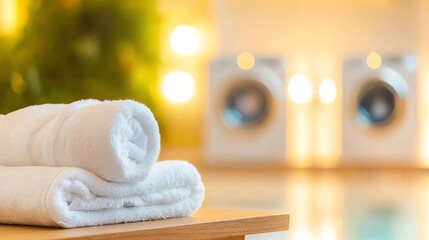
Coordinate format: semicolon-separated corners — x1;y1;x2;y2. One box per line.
0;99;205;228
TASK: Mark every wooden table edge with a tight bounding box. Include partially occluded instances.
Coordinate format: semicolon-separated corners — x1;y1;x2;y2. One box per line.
1;209;290;240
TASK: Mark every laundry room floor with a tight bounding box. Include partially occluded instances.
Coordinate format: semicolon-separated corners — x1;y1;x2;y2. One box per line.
201;168;429;240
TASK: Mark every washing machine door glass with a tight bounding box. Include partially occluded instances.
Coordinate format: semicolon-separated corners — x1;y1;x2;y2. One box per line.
357;81;397;126
223;81;271;128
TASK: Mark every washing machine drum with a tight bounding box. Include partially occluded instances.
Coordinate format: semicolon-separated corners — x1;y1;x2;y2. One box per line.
357;81;397;126
223;80;271;128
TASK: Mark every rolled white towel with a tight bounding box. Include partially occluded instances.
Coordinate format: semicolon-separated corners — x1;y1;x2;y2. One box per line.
0;160;205;228
0;99;160;182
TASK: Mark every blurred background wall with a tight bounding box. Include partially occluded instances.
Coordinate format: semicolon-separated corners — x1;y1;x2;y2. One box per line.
1;0;428;168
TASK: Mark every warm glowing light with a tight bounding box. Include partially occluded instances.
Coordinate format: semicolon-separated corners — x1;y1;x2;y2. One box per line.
170;25;199;54
367;52;382;69
10;72;26;94
288;75;313;104
422;73;429;167
162;71;195;103
0;0;17;34
292;225;312;240
319;78;336;104
320;225;337;240
236;52;255;70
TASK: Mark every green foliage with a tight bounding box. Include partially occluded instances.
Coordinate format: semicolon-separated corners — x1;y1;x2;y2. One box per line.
0;0;161;121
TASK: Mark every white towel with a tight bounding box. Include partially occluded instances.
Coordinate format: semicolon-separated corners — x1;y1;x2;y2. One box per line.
0;160;204;228
0;99;160;182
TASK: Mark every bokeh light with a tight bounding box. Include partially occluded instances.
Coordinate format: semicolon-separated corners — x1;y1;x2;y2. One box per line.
170;25;199;54
236;52;255;70
367;52;382;69
319;78;336;104
10;72;27;94
288;75;313;104
0;0;17;34
162;71;195;103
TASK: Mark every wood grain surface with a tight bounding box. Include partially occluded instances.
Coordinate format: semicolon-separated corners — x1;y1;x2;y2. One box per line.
0;209;289;240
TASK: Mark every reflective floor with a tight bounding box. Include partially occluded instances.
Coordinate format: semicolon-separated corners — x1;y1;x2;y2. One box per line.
201;169;429;240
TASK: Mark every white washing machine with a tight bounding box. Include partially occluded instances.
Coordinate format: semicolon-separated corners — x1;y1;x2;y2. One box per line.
342;54;417;165
204;55;286;166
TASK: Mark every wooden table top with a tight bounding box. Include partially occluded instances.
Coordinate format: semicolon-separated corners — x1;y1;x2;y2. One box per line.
0;209;289;240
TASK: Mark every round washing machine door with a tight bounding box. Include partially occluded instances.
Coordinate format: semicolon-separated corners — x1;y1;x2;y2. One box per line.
222;80;272;128
357;81;397;126
354;69;408;133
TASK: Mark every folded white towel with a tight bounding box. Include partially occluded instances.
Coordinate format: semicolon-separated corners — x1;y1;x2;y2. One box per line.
0;160;204;228
0;99;160;182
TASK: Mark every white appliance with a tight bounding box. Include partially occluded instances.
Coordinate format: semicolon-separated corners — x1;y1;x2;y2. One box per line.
342;54;417;165
204;55;286;166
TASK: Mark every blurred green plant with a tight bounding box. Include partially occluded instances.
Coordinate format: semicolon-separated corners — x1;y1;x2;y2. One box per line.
0;0;161;122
